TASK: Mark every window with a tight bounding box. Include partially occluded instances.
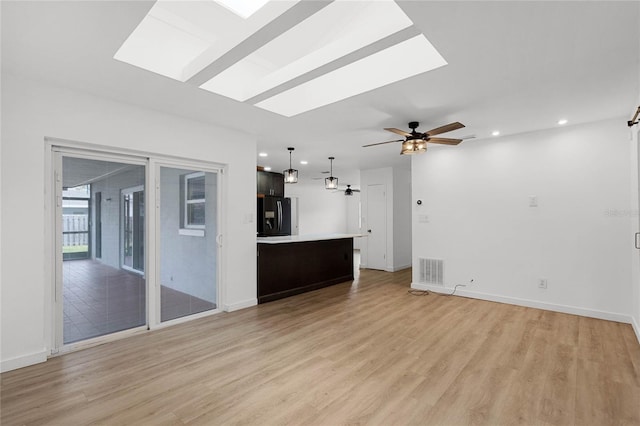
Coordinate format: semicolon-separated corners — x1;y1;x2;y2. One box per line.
184;172;205;229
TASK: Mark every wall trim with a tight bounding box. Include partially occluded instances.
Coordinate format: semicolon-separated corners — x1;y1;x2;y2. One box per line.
411;283;632;324
632;316;640;345
387;264;412;272
224;298;257;312
1;349;48;373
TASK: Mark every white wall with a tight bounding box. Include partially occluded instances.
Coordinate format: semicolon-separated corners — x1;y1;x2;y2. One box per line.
393;166;412;270
0;74;257;371
284;178;349;235
346;192;362;250
632;68;640;341
412;118;633;322
632;123;640;341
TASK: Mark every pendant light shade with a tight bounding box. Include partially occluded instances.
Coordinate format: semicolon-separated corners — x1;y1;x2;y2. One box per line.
325;156;338;189
283;147;298;184
400;138;427;155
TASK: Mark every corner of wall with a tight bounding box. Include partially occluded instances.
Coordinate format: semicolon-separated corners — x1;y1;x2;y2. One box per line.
1;349;48;373
223;298;257;312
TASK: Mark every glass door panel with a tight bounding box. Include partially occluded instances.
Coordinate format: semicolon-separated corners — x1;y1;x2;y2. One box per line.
62;185;90;260
159;166;218;322
61;156;146;344
122;186;144;274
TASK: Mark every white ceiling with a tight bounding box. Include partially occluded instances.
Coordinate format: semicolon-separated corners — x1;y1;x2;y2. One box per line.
2;1;639;178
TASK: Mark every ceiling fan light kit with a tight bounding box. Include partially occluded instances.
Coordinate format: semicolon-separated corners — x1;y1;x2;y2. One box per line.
325;156;338;190
283;147;298;184
401;139;427;155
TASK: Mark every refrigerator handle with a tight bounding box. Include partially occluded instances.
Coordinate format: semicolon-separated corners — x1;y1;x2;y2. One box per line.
277;201;282;230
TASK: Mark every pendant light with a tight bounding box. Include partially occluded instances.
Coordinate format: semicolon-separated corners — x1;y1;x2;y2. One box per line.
325;157;338;190
283;147;298;184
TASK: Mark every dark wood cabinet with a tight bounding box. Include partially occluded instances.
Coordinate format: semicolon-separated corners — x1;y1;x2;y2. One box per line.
257;171;284;197
257;238;354;304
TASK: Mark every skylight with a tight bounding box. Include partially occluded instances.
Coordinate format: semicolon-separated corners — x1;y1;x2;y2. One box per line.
216;0;271;19
114;0;298;82
254;35;447;117
114;0;448;116
200;0;413;102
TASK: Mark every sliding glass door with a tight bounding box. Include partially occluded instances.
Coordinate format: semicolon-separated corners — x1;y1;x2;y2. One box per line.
57;154;146;345
158;166;219;322
53;148;223;352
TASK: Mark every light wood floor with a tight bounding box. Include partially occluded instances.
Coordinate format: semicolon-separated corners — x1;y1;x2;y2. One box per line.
2;268;639;425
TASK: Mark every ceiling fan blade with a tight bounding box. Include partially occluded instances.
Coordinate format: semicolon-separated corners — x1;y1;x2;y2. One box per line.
384;127;411;137
362;139;403;147
425;122;465;136
428;137;462;145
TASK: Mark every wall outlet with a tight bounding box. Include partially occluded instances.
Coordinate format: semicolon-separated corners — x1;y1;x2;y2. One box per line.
538;278;547;289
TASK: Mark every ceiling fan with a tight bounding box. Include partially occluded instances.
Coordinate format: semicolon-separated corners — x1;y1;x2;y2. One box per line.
363;121;465;155
329;184;360;195
332;184;360;196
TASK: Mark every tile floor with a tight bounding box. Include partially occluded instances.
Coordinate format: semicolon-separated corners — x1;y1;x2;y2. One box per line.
63;259;216;344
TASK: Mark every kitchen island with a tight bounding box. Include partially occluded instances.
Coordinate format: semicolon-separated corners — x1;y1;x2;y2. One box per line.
257;234;361;304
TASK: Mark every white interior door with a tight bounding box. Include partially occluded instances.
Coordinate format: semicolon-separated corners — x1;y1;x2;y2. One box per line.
366;184;386;270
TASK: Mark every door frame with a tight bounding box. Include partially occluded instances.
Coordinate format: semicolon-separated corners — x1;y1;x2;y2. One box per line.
51;147;149;355
46;137;229;356
150;159;225;330
120;184;145;275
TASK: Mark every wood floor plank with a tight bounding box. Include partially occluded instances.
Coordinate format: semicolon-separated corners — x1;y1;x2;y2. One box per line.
2;268;639;425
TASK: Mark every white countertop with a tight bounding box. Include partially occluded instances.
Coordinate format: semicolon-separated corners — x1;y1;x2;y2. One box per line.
257;233;365;244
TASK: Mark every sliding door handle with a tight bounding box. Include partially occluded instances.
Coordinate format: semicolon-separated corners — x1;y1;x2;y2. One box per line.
635;233;640;249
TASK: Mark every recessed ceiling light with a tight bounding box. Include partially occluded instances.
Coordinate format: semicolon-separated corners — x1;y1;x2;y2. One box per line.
300;160;308;165
492;130;500;136
263;166;272;171
201;0;413;102
215;0;270;19
558;119;568;125
258;152;268;157
255;35;447;117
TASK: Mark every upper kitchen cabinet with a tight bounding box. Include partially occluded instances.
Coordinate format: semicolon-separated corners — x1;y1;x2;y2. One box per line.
257;170;285;197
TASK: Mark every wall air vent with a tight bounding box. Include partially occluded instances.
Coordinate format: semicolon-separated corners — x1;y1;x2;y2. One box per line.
419;258;444;285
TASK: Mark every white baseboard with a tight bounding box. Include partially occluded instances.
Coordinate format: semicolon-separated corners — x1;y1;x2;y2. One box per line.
223;298;257;312
411;283;632;324
386;264;412;273
1;349;48;373
632;316;640;345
